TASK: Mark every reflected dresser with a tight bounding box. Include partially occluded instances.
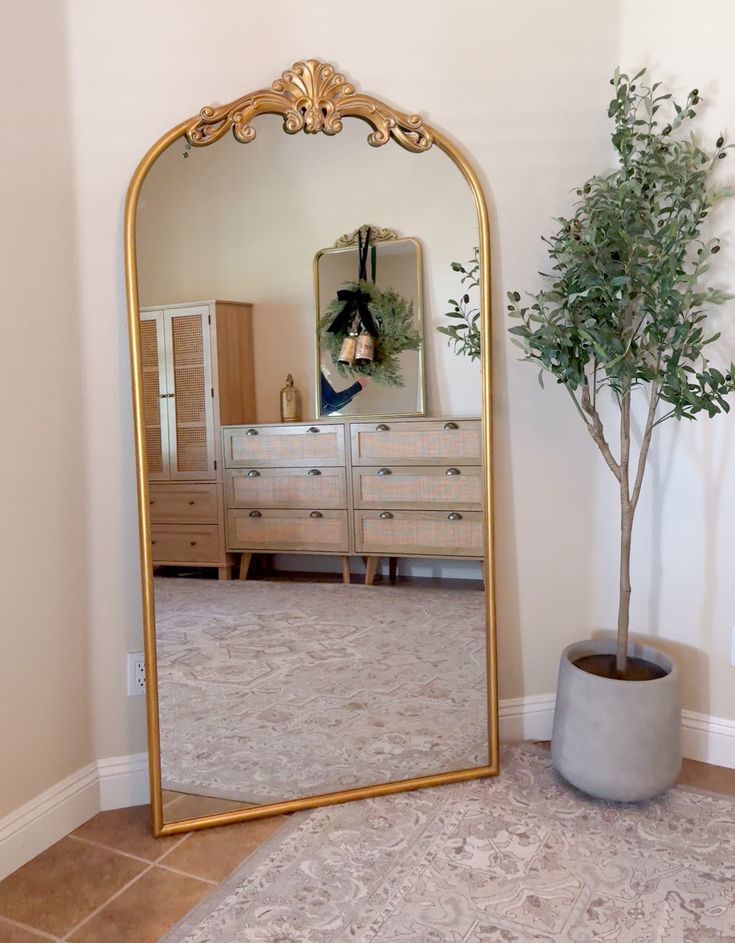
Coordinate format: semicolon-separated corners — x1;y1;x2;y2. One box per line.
140;300;255;578
222;418;483;584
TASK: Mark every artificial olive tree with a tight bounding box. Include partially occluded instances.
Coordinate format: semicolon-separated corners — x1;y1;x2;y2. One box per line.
508;69;735;676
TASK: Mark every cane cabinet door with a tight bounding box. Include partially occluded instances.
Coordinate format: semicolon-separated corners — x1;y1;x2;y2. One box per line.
163;306;216;480
139;310;170;480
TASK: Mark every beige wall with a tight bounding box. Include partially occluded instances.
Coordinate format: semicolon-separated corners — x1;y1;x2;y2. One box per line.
42;0;731;774
607;0;735;719
0;2;92;816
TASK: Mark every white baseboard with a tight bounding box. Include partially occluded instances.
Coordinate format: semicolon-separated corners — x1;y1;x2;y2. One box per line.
681;709;735;768
98;753;149;811
0;763;100;882
2;700;733;883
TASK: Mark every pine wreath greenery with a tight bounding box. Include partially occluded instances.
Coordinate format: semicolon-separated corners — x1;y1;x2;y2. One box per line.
319;279;421;387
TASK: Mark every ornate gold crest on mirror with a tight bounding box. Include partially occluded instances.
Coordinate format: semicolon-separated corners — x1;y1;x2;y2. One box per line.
124;59;496;839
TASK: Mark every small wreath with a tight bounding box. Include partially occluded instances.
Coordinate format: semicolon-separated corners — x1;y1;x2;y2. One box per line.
319;279;421;387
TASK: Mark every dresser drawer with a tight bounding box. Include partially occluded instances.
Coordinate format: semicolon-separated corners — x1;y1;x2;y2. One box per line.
354;510;484;557
227;509;349;553
225;467;346;509
352;465;482;511
223;423;345;468
148;483;219;523
150;523;222;564
350;419;481;466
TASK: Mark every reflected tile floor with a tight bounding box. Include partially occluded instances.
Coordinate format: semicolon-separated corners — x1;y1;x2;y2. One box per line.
0;748;733;942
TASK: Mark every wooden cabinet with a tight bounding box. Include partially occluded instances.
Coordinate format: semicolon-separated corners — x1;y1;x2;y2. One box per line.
222;417;484;583
141;301;255;573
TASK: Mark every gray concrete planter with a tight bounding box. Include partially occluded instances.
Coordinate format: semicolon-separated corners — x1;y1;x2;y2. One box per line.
551;638;681;801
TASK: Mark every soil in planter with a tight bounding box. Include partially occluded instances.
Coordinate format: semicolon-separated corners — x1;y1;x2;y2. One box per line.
574;654;667;682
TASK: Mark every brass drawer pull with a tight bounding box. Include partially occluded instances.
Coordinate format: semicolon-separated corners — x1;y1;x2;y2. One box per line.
307;468;322;476
188;500;196;505
149;499;154;505
447;512;463;521
376;423;390;432
245;428;258;436
444;421;459;430
247;469;260;478
377;467;392;476
446;468;461;476
159;393;175;398
379;511;394;520
151;540;157;545
249;510;262;518
309;510;323;518
189;540;197;546
307;426;320;433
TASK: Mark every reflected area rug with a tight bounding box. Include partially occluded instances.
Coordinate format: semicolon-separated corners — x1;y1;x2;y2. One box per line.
164;747;735;943
155;578;488;804
162;745;735;942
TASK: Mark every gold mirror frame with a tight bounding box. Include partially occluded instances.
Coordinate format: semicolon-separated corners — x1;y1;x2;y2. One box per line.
124;59;497;838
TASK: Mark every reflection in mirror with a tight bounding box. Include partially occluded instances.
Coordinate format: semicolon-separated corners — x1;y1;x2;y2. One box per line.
316;232;425;418
135;106;487;827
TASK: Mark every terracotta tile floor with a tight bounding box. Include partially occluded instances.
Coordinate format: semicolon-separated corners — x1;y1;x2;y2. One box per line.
1;747;734;942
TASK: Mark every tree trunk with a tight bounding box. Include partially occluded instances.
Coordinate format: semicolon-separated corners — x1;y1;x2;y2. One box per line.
617;495;634;676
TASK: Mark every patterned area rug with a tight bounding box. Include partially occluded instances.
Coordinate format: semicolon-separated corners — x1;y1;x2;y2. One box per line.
161;745;735;942
155;578;488;804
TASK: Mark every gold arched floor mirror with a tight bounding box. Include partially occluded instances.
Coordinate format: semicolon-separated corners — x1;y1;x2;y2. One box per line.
124;59;497;838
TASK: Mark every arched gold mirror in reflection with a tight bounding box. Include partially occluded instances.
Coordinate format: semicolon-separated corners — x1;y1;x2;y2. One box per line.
124;60;496;838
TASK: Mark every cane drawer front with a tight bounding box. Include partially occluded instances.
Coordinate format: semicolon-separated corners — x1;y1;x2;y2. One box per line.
223;423;345;468
148;483;219;523
225;467;347;509
350;419;482;466
353;465;482;511
150;523;221;564
354;510;484;557
227;509;349;553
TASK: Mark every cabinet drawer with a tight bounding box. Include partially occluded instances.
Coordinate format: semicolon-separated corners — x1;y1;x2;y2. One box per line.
350;419;481;466
148;483;219;523
223;423;345;467
151;523;222;564
225;467;346;509
353;466;482;511
227;509;349;553
354;510;484;557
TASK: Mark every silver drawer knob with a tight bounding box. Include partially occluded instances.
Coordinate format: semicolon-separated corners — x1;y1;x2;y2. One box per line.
444;421;459;431
447;512;463;521
249;510;262;518
307;469;322;476
309;511;323;518
245;428;258;436
379;511;394;520
446;468;460;476
307;426;320;433
247;469;260;477
377;467;392;476
376;423;390;432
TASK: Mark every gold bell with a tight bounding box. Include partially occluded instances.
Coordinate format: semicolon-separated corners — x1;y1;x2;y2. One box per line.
338;333;358;366
354;331;375;366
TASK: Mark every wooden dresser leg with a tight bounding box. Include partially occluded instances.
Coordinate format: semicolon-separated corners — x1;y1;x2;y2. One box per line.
388;556;398;583
239;552;252;581
218;566;232;581
342;556;351;585
365;556;379;587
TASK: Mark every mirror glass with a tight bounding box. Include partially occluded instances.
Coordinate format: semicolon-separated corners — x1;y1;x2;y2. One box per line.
316;235;425;418
135;109;487;825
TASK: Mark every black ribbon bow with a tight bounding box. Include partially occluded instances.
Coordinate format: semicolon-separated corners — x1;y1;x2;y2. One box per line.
326;287;379;337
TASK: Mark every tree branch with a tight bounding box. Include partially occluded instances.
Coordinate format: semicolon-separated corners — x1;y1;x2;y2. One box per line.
630;383;660;512
579;380;622;481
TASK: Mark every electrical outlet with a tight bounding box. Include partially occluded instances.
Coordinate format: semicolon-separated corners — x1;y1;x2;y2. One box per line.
127;652;146;696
